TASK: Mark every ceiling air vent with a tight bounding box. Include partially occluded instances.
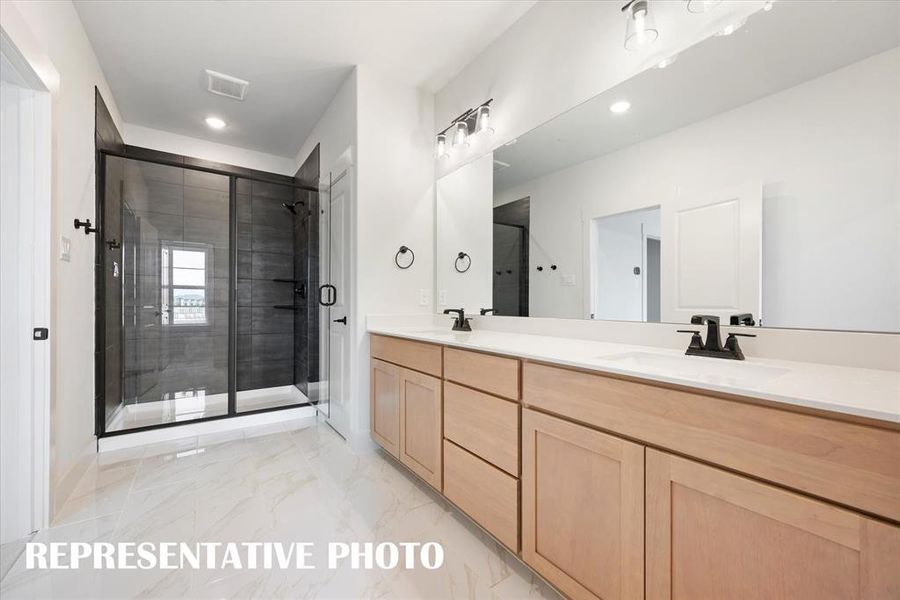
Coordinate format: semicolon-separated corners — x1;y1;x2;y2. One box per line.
205;69;249;101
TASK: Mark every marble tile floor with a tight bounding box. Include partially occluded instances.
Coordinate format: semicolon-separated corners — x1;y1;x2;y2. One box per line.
0;419;560;599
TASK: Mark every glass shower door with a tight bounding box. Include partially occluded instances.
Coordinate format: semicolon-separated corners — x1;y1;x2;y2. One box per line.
105;157;230;432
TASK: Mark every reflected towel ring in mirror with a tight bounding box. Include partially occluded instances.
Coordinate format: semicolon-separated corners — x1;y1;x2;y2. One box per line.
395;245;415;269
455;252;471;273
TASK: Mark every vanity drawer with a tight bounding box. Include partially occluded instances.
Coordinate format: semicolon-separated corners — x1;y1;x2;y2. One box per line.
444;382;519;476
523;361;900;522
444;347;519;400
371;334;442;377
443;440;519;551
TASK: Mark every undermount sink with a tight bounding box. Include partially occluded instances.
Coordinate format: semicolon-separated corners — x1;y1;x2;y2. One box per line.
596;351;789;387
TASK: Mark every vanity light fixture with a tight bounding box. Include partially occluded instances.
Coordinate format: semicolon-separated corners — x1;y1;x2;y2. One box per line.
685;0;721;13
435;133;449;159
204;116;226;130
453;120;469;147
609;100;632;114
622;0;659;51
475;104;494;135
434;99;493;157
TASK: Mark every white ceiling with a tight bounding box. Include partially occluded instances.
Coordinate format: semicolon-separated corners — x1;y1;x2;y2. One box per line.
494;0;900;192
74;0;536;158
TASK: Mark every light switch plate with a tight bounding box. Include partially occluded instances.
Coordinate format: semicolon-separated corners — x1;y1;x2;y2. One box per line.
59;236;71;262
561;274;576;286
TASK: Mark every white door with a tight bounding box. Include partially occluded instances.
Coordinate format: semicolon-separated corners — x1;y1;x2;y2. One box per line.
0;29;52;544
661;182;762;325
319;150;352;438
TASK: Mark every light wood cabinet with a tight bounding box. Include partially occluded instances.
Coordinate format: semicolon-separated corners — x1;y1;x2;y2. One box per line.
399;368;442;490
646;449;900;600
443;440;519;551
522;409;644;600
370;358;400;458
444;381;519;475
444;347;519;400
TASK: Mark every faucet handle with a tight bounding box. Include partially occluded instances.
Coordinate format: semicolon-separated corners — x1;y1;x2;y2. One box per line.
724;332;755;360
677;329;704;350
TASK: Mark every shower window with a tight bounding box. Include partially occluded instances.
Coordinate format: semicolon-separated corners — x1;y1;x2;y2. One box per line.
165;246;210;326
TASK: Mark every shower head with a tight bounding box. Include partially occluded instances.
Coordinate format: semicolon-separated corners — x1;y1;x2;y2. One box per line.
281;201;303;214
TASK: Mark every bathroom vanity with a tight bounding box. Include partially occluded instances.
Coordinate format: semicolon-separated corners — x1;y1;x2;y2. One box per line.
368;327;900;600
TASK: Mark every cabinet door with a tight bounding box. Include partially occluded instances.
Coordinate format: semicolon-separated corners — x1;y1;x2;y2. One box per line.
522;409;644;600
646;449;900;600
399;369;442;490
370;358;401;457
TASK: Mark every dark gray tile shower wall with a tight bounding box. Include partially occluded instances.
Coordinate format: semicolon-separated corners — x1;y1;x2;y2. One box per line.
236;179;296;393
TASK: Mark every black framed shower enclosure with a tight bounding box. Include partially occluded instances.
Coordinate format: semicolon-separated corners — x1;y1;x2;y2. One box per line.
94;146;323;438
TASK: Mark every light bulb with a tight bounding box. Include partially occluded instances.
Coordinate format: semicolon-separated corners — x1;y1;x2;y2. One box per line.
475;105;494;135
435;133;448;158
453;121;469;147
623;0;659;51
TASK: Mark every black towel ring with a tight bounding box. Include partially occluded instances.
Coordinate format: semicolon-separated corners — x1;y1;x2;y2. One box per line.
395;245;415;269
454;252;471;273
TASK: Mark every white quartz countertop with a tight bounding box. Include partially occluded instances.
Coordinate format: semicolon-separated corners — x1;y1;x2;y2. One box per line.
367;324;900;424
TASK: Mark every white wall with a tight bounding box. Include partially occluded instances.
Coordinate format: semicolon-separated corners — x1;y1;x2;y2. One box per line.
124;123;295;175
434;0;765;179
293;70;357;178
436;154;493;314
352;66;435;449
4;0;123;517
494;49;900;332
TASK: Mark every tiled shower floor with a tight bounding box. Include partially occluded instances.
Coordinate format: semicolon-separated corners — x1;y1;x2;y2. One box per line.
0;420;559;599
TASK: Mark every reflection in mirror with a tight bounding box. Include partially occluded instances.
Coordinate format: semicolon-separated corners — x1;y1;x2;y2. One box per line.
436;0;900;333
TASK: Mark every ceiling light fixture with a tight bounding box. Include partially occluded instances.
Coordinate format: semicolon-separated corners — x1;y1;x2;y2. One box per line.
716;18;746;36
622;0;659;51
204;116;226;130
609;100;632;114
685;0;722;13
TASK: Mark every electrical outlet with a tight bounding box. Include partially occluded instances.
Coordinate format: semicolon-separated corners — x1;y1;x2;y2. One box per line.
59;236;71;262
418;289;429;306
438;290;447;306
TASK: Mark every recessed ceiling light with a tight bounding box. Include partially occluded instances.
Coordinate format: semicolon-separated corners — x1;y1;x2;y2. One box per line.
685;0;722;13
205;116;226;130
717;18;746;36
609;100;631;114
763;0;774;11
657;55;678;69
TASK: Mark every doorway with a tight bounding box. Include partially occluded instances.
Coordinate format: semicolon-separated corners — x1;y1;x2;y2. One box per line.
0;27;52;546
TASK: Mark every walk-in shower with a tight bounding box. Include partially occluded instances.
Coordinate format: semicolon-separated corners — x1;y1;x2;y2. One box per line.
96;150;326;435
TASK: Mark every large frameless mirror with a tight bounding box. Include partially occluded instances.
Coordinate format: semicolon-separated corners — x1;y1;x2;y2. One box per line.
435;0;900;333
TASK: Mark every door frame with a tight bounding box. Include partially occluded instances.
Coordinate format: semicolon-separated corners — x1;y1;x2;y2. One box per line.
0;15;56;539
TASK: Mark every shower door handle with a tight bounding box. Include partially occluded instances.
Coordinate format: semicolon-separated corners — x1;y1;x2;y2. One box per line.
319;284;336;306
